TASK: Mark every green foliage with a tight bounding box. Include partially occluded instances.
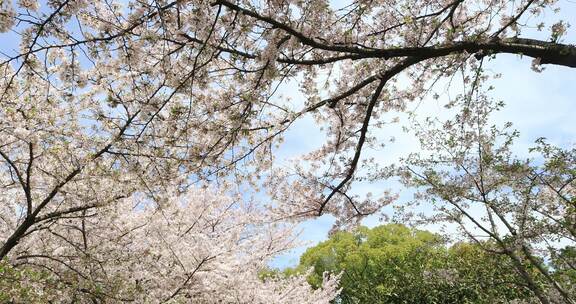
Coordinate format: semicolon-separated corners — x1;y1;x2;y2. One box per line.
444;243;536;303
552;246;576;284
288;224;535;304
0;259;141;303
0;259;59;303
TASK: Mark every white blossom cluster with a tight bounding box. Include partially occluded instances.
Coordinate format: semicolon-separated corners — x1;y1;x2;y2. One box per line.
0;0;573;302
6;188;339;302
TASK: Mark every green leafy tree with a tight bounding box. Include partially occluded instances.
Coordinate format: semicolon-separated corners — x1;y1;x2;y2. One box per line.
290;224;536;304
551;247;576;291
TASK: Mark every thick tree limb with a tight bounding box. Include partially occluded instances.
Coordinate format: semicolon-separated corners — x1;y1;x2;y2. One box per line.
216;0;576;68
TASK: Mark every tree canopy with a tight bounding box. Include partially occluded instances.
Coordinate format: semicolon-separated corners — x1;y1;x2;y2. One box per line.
0;0;574;302
285;224;547;304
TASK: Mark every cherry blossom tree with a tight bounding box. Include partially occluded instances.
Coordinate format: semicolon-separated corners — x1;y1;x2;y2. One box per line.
0;0;575;301
397;66;575;303
1;187;340;302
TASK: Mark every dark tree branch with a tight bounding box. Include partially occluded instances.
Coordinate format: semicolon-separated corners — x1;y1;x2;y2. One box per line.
0;113;138;260
317;57;424;215
216;0;576;68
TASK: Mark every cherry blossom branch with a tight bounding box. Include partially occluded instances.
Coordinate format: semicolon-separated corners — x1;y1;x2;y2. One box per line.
0;113;139;259
491;0;537;38
163;256;215;302
216;0;576;68
317;57;423;215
